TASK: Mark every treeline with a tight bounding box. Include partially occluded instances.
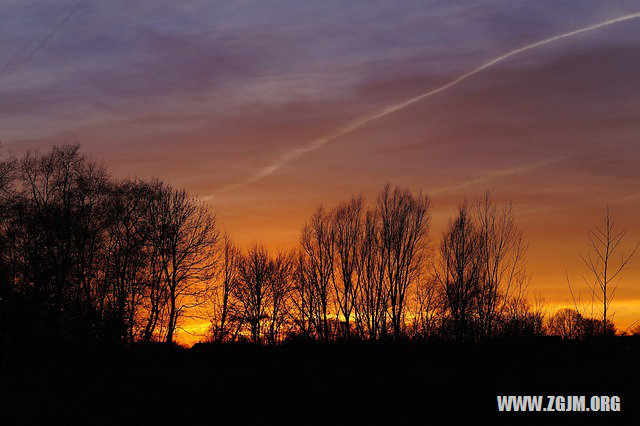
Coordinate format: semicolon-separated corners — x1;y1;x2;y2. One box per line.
210;188;543;344
0;145;217;345
0;145;616;347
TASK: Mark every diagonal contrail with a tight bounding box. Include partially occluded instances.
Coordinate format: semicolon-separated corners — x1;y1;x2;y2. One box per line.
218;11;640;193
0;0;83;80
429;155;571;195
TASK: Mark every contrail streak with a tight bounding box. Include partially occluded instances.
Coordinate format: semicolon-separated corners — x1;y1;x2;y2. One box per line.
221;11;640;193
430;155;570;196
0;0;83;80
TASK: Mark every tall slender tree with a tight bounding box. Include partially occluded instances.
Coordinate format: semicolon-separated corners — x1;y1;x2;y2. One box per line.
580;206;638;336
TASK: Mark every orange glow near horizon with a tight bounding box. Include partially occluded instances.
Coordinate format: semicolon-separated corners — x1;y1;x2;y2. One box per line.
2;2;640;345
172;194;640;346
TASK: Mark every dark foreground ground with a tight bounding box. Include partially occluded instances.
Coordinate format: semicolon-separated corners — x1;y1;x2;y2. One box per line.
1;337;639;425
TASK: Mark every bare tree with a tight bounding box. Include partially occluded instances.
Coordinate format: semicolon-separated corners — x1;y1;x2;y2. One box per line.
579;206;638;336
331;195;364;339
299;206;335;341
0;149;16;347
1;144;227;345
13;145;112;339
141;239;168;342
234;244;272;344
412;277;441;338
103;179;151;342
547;308;584;340
147;182;219;343
354;208;391;340
291;250;313;339
474;191;528;339
436;201;483;342
500;281;546;338
209;233;241;343
266;250;294;344
0;145;15;199
378;184;431;339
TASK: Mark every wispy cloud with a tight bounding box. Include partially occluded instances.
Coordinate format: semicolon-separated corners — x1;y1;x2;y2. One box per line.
219;11;640;193
0;0;83;80
430;155;570;195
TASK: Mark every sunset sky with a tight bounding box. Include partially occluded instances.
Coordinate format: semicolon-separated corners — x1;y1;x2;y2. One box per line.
2;0;640;340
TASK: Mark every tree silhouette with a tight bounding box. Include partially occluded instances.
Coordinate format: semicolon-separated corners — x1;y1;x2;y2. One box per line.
548;308;584;340
234;244;275;344
331;195;364;339
579;207;638;336
209;233;241;343
474;191;528;339
354;208;388;340
4;144;636;348
147;182;218;343
299;206;335;341
436;200;483;342
378;184;431;339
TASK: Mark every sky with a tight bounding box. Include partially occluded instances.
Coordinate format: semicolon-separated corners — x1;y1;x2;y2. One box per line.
2;0;640;340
